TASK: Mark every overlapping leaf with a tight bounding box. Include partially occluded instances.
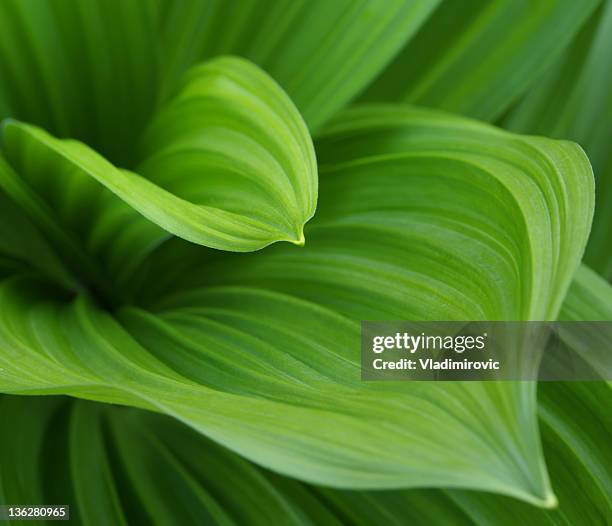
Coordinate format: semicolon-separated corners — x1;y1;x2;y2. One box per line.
0;396;344;525
0;1;607;522
1;377;609;524
0;56;317;258
0;107;594;505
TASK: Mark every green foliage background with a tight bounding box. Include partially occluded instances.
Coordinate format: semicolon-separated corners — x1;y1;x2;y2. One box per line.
0;0;610;524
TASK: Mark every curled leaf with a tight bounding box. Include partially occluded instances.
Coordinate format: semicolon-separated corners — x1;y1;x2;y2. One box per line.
0;56;317;253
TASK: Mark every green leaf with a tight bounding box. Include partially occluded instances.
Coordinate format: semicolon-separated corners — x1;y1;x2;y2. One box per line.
158;0;440;131
309;105;593;320
0;396;345;525
434;267;612;524
433;382;612;525
0;0;440;138
0;0;161;167
138;56;317;248
504;1;612;279
0;106;594;505
322;383;611;526
0;2;607;522
0;56;317;254
69;403;128;526
360;0;600;122
1;381;609;525
0;278;548;501
1;273;609;523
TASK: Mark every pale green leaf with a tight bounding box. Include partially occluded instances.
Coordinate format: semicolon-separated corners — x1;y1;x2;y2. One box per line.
1;269;609;522
0;56;317;254
321;275;612;524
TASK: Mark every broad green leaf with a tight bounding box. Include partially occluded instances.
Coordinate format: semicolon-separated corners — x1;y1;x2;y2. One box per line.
0;56;317;255
405;274;611;524
304;105;593;320
427;267;612;524
1;273;609;523
360;0;600;122
504;1;612;280
1;381;609;525
158;0;440;131
407;382;611;526
431;267;611;524
326;383;611;526
138;56;317;248
0;106;594;505
0;278;550;501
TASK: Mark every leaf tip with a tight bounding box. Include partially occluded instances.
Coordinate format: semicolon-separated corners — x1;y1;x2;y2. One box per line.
517;486;558;509
291;230;306;247
539;490;558;509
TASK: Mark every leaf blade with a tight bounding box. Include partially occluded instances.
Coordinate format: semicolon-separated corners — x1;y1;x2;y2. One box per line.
0;106;595;505
0;56;318;253
158;0;441;131
361;0;600;122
